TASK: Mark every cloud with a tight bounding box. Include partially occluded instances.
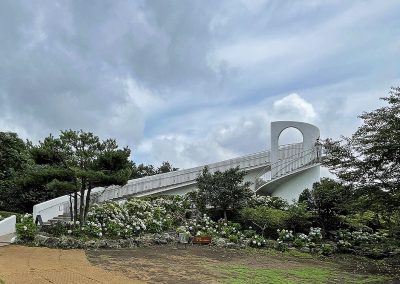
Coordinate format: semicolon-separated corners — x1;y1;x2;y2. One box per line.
0;0;399;169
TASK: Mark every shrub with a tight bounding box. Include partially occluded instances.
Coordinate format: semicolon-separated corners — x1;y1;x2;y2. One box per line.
16;214;38;241
321;244;335;256
293;233;310;248
308;227;323;243
240;207;289;238
247;195;288;210
286;203;312;233
248;234;266;248
277;229;294;242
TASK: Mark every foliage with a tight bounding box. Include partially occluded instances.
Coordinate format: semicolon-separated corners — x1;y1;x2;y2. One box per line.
299;178;351;231
32;130;133;224
46;196;192;239
16;214;38;241
240;207;289;237
276;229;294;243
323;87;400;222
247;195;288;210
130;161;178;179
0;132;32;212
285;202;312;233
321;243;335;256
196;166;253;220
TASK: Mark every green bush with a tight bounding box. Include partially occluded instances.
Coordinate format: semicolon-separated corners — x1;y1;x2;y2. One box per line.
321;243;335;256
16;214;38;241
240;207;289;238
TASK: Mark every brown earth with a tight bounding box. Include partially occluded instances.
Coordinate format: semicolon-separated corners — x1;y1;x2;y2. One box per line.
0;245;141;284
0;245;398;284
85;245;353;283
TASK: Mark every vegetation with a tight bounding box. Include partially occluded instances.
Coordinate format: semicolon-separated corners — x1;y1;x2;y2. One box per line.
323;86;400;236
0;130;177;220
196;166;253;220
5;87;400;281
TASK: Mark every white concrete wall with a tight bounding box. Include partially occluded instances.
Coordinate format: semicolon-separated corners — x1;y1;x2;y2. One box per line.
33;195;70;223
271;165;320;203
0;215;16;236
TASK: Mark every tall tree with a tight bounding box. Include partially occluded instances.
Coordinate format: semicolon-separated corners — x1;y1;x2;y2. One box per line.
196;166;252;221
323;87;400;221
39;130;132;224
0;132;31;212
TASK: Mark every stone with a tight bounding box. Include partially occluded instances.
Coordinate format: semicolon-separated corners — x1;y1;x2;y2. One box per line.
300;246;311;253
213;238;227;247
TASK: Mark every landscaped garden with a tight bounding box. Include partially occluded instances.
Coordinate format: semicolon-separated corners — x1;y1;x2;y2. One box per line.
1;88;400;283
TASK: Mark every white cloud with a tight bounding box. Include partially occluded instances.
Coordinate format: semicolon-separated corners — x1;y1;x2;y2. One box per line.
272;93;317;122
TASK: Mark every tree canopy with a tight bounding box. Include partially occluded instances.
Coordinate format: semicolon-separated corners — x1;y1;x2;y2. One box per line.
323;87;400;216
196;166;253;221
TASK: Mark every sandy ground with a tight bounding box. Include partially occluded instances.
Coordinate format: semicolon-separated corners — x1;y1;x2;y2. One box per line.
0;245;142;284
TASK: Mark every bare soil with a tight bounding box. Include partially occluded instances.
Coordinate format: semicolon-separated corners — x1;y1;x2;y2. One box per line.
86;245;388;283
0;245;141;284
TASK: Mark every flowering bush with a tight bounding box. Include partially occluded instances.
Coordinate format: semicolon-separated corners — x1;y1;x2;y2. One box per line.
16;214;38;241
293;233;310;248
308;227;323;243
249;234;267;247
248;195;288;210
50;196;189;239
277;229;294;242
337;229;388;247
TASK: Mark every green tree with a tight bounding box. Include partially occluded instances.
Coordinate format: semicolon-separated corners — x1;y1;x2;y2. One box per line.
323;87;400;226
196;166;253;221
37;130;132;224
0;132;31;212
240;207;289;237
299;178;351;231
130;161;178;179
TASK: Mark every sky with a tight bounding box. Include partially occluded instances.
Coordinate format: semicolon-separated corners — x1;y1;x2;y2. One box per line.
0;0;399;169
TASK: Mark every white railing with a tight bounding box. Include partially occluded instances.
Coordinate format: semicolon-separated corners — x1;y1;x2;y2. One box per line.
255;145;320;190
33;150;270;222
90;150;270;203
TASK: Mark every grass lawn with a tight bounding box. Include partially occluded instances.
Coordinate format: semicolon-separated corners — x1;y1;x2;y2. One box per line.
218;264;390;284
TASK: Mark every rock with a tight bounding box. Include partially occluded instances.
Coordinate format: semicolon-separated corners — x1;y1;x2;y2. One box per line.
300;246;311;253
226;242;238;249
84;240;97;249
34;234;49;244
104;239;121;249
213;238;227;248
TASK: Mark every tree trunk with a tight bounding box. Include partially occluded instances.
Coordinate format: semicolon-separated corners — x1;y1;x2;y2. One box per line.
79;178;86;224
223;210;227;222
73;191;78;222
83;183;92;224
69;193;73;221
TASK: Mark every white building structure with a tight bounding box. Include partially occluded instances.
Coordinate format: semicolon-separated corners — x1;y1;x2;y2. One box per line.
32;121;322;224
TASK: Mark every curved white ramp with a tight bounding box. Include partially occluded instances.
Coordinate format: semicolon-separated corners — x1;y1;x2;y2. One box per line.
33;121;323;222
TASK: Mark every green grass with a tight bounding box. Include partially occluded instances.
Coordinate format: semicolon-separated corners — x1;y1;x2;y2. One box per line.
0;278;5;284
217;264;392;284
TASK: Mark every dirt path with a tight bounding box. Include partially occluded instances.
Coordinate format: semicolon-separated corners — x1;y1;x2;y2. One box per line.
0;245;141;284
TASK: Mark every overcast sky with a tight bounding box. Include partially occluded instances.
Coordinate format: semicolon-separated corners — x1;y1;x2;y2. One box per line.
0;0;399;168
